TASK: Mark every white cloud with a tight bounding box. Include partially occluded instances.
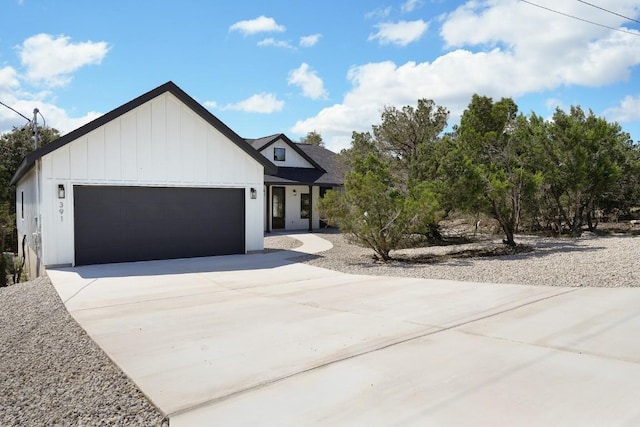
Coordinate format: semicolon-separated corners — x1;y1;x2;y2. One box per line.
1;35;108;135
34;103;102;134
229;16;285;36
604;95;640;123
368;20;429;46
300;34;321;48
0;66;20;91
293;0;640;152
440;0;637;51
401;0;423;13
203;100;218;109
223;93;284;113
0;90;31;133
17;34;109;87
365;7;392;19
439;0;640;87
288;63;328;100
257;38;293;49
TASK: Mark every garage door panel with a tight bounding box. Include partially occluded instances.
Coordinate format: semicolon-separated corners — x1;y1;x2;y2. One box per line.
74;186;245;266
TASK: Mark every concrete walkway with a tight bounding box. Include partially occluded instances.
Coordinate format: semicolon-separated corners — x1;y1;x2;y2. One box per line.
47;234;640;426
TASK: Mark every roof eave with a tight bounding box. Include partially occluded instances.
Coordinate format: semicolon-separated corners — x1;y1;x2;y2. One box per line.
9;156;31;186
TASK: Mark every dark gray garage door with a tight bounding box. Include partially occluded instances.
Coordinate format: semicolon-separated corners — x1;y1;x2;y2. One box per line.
73;186;245;266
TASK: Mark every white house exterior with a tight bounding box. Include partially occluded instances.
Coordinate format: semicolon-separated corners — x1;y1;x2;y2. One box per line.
11;82;275;274
246;134;344;233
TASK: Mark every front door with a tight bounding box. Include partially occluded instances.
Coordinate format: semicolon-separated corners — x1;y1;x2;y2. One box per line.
272;186;285;229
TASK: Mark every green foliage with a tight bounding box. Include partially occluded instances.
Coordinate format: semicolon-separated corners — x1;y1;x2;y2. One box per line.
605;142;640;218
322;91;637;256
451;95;541;246
320;105;448;261
321;151;441;261
535;106;630;235
445;98;635;238
300;130;324;146
0;126;59;255
372;99;449;186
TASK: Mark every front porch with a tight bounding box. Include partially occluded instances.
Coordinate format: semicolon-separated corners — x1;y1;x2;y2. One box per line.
264;184;334;232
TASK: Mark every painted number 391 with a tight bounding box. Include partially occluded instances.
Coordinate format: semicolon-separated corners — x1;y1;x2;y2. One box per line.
59;201;64;221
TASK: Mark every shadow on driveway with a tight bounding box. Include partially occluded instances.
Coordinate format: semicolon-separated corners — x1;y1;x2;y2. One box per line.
59;249;321;279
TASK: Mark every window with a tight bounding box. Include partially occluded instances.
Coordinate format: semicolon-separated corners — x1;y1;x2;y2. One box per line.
21;191;24;219
300;193;310;219
274;147;286;161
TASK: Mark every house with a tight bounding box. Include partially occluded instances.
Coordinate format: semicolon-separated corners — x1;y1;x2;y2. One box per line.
246;134;344;232
10;81;276;275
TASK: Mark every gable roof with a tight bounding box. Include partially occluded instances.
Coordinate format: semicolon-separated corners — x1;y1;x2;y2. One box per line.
246;134;280;151
245;133;325;172
263;143;344;186
10;81;277;185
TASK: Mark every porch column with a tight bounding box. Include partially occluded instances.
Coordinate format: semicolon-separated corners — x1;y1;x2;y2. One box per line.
308;185;313;232
266;185;271;233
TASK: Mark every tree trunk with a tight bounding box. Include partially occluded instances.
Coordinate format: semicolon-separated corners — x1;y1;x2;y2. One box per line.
375;248;392;262
503;229;516;247
571;204;583;237
552;191;567;235
491;199;517;247
425;222;442;241
585;199;598;232
511;182;521;234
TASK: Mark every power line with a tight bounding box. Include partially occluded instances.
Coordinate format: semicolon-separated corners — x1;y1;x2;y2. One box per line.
576;0;640;25
520;0;640;37
0;100;32;123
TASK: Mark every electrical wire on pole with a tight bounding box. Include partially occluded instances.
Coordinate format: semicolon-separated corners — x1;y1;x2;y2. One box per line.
521;0;640;36
0;100;32;124
0;101;46;148
0;101;45;274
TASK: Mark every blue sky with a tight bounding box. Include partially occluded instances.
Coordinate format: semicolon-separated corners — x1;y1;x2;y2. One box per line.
1;0;639;152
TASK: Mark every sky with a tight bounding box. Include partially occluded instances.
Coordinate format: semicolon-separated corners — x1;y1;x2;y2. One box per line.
1;0;639;153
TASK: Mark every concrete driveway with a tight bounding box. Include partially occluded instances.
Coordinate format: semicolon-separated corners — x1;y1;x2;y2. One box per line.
48;234;640;426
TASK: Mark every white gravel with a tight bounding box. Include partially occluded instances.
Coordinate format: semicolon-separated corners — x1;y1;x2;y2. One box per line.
0;277;167;426
266;231;640;288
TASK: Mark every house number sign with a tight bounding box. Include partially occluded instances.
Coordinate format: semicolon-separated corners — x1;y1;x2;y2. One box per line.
59;201;64;221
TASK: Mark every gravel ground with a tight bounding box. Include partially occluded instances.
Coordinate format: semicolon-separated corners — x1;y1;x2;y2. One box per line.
266;230;640;287
0;277;167;427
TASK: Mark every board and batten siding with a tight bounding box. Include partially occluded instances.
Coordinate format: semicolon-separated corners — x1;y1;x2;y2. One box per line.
283;185;320;230
37;92;264;266
14;168;40;277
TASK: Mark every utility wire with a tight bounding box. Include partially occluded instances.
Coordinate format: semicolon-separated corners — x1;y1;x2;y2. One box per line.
576;0;640;25
0;100;31;123
521;0;640;36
